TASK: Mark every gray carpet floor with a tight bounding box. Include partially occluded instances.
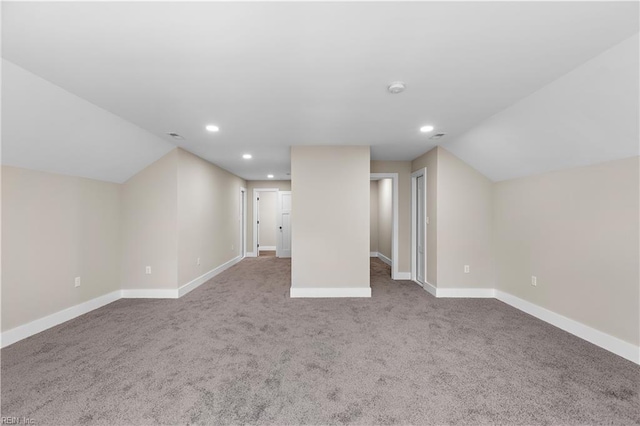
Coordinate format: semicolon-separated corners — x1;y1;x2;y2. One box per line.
1;258;639;425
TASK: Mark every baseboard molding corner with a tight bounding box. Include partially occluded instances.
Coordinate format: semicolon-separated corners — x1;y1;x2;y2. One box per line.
1;290;121;348
245;252;257;258
495;290;639;365
370;251;378;257
290;287;372;298
178;256;242;297
422;281;437;297
394;272;411;280
258;246;276;251
377;253;392;266
436;287;496;298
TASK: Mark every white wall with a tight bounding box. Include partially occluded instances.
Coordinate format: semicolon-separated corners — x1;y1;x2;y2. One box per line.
377;179;393;260
177;149;246;286
494;157;639;346
291;146;370;291
257;191;277;249
2;166;121;331
437;148;494;289
121;149;179;290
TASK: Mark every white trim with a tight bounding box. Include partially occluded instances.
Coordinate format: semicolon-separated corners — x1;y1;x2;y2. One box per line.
411;168;427;284
496;290;639;365
377;252;392;266
422;281;438;297
253;188;279;257
245;251;257;258
121;289;178;299
370;251;378;257
177;256;242;297
1;290;121;348
395;272;411;280
258;245;276;251
436;288;496;298
370;173;399;280
240;187;247;259
290;287;372;298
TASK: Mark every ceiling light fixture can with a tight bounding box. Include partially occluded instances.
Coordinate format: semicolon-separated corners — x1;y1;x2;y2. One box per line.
387;81;406;94
420;125;435;133
242;154;252;159
267;174;274;179
206;125;219;132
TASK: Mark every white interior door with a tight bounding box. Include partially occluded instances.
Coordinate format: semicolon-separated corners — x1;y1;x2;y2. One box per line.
416;175;426;284
277;191;292;258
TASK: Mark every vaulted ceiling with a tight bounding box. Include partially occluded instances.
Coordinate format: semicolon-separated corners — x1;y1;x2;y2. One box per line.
2;2;638;182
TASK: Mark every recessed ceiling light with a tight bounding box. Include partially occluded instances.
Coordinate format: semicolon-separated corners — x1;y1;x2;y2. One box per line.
267;174;274;179
242;154;252;159
206;125;219;132
420;125;435;133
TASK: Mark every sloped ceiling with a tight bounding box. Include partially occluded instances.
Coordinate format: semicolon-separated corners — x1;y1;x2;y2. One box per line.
2;2;638;181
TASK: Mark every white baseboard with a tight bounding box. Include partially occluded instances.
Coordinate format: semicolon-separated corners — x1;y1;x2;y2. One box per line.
178;256;242;297
1;290;121;348
496;290;639;365
394;272;411;280
422;280;438;297
290;287;372;298
245;251;257;258
377;252;392;266
121;289;178;299
258;246;276;251
370;251;378;257
436;287;496;298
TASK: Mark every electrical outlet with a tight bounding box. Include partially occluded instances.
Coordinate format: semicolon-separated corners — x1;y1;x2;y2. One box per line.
197;257;201;266
145;266;151;275
464;265;470;274
74;277;81;287
531;276;537;286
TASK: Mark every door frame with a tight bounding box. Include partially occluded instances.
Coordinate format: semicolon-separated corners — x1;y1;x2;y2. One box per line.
276;190;292;258
252;188;279;256
411;168;427;286
370;173;400;280
240;187;247;258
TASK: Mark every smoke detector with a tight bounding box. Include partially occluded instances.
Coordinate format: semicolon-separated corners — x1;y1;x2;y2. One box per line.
387;81;406;94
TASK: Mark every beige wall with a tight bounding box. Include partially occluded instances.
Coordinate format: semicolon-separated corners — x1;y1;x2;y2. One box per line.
370;180;379;253
411;148;438;285
437;148;494;289
121;149;179;290
378;178;393;259
292;146;370;289
257;191;277;249
494;156;639;345
370;161;412;273
177;149;246;286
2;166;121;331
246;181;291;253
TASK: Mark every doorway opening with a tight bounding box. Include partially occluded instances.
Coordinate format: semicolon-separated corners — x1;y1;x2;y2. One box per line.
411;168;427;287
253;188;292;258
370;173;400;279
